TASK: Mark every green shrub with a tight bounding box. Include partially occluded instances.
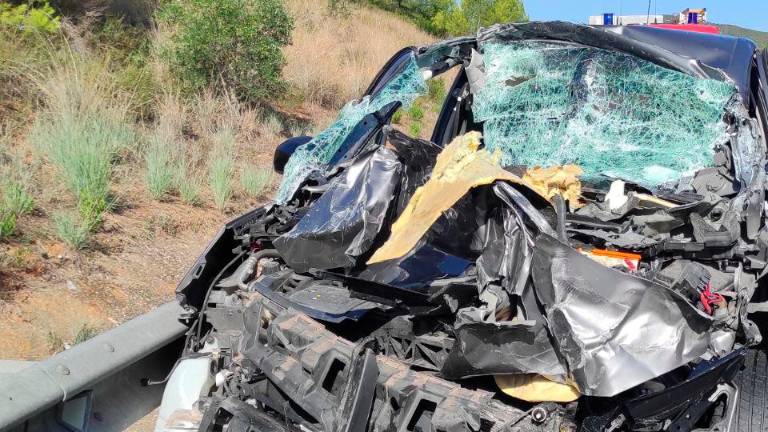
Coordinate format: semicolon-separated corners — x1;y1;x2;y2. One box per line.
427;78;446;103
0;212;16;239
369;0;526;36
408;104;424;122
431;0;527;36
208;128;236;210
240;165;272;198
73;323;99;344
159;0;293;104
392;108;403;124
409;122;422;137
0;149;35;240
54;212;90;250
329;0;357;16
0;180;34;239
0;1;60;34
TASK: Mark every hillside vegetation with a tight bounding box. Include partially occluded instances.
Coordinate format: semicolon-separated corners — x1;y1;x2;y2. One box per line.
0;0;436;360
718;23;768;49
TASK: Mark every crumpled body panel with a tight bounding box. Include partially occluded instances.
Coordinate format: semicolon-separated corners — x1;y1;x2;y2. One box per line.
276;54;427;203
274;148;401;272
532;234;713;396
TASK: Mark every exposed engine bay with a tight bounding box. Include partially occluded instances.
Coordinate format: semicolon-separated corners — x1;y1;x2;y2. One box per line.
163;22;768;432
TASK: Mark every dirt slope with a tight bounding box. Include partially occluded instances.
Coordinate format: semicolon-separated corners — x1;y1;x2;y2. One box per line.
0;2;434;360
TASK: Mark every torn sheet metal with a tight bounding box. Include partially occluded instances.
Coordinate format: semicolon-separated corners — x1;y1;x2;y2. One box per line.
441;319;565;379
358;243;470;290
382;127;442;215
368;131;539;264
531;234;713;396
274;148;401;272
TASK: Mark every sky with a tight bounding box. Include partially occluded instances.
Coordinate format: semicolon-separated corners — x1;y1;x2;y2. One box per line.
524;0;768;31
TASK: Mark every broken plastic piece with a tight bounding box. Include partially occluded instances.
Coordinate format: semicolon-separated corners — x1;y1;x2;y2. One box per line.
580;248;641;271
605;180;628;210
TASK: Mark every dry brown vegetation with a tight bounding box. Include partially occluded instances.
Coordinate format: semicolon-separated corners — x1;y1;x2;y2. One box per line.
284;0;435;108
0;1;440;360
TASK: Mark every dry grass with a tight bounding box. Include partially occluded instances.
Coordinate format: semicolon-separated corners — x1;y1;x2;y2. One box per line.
145;95;185;200
28;51;135;235
0;0;439;361
283;0;435;109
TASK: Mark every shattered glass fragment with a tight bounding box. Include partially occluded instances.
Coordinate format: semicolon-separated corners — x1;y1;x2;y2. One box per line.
474;41;737;187
275;54;428;204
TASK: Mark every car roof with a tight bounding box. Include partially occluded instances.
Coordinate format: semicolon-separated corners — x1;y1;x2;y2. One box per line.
605;25;757;100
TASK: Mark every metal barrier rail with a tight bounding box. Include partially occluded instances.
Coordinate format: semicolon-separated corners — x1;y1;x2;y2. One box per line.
0;301;188;431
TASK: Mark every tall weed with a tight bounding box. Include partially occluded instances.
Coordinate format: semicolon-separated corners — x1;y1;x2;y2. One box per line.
145;95;185;200
29;54;134;228
208;128;236;210
176;162;202;206
145;132;175;200
53;212;90;250
0;133;35;239
240;165;272;198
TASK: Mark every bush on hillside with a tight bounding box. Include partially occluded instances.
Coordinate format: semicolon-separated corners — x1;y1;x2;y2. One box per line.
0;1;60;34
369;0;527;36
159;0;293;105
432;0;527;36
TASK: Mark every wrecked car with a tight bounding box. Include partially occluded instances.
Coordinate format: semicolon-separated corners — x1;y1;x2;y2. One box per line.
164;22;768;432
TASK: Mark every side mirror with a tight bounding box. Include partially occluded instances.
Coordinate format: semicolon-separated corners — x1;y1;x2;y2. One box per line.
273;136;313;174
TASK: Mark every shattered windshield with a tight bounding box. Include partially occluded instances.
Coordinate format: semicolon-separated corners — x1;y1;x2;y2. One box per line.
473;41;737;186
275;53;428;203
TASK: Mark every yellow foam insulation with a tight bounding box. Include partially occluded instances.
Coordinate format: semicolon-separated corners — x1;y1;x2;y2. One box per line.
522;165;583;208
367;131;535;264
495;374;580;403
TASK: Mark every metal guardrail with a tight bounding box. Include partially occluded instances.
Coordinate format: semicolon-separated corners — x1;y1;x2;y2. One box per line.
0;301;188;431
